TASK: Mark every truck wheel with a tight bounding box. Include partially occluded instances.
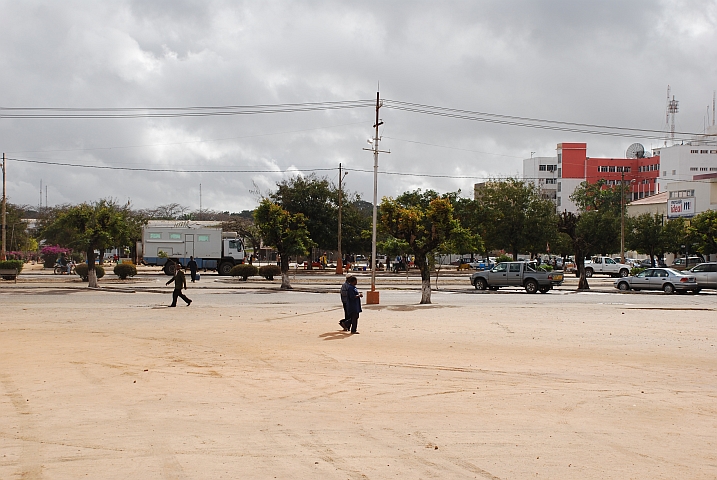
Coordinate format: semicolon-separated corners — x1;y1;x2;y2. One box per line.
163;262;177;276
663;283;675;294
524;280;538;294
218;262;233;276
619;269;629;277
585;268;593;278
539;286;550;293
474;278;487;290
617;281;630;291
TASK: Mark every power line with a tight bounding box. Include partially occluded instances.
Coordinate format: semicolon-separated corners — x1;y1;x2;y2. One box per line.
0;100;374;119
383;99;705;140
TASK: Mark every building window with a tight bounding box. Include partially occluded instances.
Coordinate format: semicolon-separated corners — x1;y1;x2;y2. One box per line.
169;233;181;240
556;197;561;206
539;165;546;171
616;166;623;172
701;150;708;154
546;164;556;172
149;233;161;239
557;182;561;192
545;178;556;184
711;150;717;154
557;168;561;178
672;170;676;175
198;235;210;242
609;166;616;172
600;166;608;172
691;150;699;153
690;167;698;171
663;171;667;176
700;167;708;171
710;167;717;171
557;153;562;164
624;166;631;173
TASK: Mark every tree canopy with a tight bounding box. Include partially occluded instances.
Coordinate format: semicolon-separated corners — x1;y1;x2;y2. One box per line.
254;199;312;289
380;189;471;303
476;179;556;260
39;199;140;287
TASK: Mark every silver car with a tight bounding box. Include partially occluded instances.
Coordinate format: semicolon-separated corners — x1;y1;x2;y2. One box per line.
614;268;698;294
688;262;717;291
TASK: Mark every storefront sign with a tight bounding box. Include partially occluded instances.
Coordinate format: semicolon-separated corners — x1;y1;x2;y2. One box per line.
668;197;695;218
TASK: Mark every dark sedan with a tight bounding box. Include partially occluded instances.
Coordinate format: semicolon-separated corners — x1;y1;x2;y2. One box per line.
614;268;698;294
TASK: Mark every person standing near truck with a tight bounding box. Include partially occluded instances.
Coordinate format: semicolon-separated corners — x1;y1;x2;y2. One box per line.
166;267;192;307
187;256;198;283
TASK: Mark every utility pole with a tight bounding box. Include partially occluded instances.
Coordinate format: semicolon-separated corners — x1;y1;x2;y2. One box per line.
1;153;6;261
199;183;202;221
363;90;389;304
620;170;625;264
335;163;347;274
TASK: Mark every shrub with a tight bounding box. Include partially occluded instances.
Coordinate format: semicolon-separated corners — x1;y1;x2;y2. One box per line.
495;254;512;263
537;264;553;272
113;263;137;280
259;264;281;280
0;260;23;279
230;263;258;281
75;263;105;281
630;267;645;276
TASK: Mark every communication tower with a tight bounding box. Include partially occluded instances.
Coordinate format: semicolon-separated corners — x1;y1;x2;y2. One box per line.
664;85;679;146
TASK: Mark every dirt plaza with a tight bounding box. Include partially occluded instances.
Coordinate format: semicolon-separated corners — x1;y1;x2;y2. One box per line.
1;276;716;479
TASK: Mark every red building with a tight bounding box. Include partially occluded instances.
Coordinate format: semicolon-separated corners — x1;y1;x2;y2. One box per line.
557;143;660;212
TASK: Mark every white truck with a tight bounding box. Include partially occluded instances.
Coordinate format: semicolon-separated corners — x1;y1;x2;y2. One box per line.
140;221;245;275
582;256;630;278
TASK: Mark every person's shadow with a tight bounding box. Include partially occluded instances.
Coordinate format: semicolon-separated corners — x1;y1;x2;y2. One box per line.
319;331;352;341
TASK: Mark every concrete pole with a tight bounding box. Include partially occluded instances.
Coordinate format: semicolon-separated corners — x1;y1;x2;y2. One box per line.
335;163;344;274
1;153;6;261
368;92;380;303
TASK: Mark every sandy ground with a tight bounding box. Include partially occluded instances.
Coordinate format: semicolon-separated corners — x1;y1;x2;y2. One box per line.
1;278;716;479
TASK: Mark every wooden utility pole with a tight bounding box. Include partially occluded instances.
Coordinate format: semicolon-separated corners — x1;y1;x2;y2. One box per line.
335;163;346;274
1;153;6;261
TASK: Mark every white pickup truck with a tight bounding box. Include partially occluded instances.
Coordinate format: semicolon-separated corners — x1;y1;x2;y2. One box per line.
583;256;630;278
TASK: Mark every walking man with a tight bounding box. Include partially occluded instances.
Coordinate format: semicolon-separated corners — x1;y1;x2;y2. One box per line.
166;264;192;307
345;276;362;334
187;256;198;282
339;275;351;331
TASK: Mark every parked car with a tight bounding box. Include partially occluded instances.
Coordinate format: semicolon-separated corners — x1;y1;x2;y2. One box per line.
637;258;667;268
671;256;704;271
470;261;563;293
614;268;699;294
687;262;717;290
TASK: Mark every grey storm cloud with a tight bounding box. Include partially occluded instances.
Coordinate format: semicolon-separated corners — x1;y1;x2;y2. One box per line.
1;0;716;211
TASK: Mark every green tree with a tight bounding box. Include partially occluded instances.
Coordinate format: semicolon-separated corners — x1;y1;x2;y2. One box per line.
626;214;665;267
476;179;557;260
379;190;465;304
270;175;372;263
570;180;622;256
558;211;590;290
689;210;717;257
271;175;336;254
4;203;33;253
662;217;689;257
253;199;312;289
39;200;137;287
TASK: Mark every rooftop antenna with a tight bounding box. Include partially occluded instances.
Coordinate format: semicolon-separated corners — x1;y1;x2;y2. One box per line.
666;86;679;146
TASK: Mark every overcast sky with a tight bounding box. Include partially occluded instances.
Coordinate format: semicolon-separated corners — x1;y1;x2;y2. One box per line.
2;0;716;213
